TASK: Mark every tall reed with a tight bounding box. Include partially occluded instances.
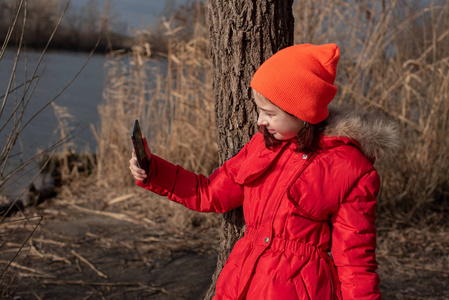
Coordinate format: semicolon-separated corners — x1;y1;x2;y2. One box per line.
95;20;216;188
294;0;449;225
97;0;448;226
94;18;217;229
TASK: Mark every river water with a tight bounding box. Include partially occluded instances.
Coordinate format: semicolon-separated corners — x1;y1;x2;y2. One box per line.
0;49;105;197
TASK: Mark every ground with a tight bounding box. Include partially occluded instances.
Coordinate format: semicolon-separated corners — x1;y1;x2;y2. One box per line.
1;178;448;299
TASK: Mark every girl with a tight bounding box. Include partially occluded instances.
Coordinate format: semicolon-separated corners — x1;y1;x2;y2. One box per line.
129;43;400;299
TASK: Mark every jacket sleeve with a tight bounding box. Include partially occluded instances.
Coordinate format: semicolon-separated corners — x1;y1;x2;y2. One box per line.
330;169;381;300
136;147;247;213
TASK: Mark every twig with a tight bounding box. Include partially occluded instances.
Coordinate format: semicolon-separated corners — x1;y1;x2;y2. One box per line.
71;250;108;279
29;244;72;265
60;200;155;226
0;216;43;277
0;0;24;59
107;193;135;205
21;4;101;133
0;0;26;122
0;260;54;278
31;237;67;247
0;76;39;99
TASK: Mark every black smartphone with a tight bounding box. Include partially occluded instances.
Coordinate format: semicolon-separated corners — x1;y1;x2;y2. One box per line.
131;119;149;183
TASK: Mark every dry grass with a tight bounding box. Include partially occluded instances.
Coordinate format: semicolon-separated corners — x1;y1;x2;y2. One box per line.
94;0;449;228
294;0;449;226
91;0;449;230
91;0;449;280
93;19;218;229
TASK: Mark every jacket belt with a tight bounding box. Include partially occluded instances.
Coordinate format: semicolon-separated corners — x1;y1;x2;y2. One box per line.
244;226;326;260
237;226;330;299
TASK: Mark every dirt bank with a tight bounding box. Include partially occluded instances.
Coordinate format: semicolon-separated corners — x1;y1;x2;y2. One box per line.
1;178;448;299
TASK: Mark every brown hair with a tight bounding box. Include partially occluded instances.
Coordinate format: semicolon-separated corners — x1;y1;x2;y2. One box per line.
259;120;327;154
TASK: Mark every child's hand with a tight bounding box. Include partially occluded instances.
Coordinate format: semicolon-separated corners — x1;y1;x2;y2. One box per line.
129;136;152;182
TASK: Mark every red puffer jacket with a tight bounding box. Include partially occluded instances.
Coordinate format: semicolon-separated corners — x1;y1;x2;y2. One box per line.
137;107;399;299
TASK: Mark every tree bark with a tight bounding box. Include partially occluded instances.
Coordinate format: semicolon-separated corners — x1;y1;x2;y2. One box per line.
205;1;294;299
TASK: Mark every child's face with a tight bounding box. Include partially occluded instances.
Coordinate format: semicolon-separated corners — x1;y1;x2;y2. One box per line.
254;93;304;141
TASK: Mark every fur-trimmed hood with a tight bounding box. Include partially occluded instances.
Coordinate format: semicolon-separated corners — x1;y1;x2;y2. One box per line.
324;105;401;160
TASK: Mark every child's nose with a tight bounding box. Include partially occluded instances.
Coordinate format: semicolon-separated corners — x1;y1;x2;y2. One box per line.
257;114;267;126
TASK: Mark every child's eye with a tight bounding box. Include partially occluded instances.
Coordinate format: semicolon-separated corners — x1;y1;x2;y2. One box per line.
258;109;274;117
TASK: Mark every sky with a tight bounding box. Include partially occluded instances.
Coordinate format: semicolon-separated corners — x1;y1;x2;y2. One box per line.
74;0;193;33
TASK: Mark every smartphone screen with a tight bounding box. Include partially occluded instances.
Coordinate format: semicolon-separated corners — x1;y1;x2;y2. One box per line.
131;119;149;183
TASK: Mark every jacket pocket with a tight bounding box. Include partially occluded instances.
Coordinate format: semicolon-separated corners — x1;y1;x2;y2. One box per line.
287;179;337;222
297;258;333;300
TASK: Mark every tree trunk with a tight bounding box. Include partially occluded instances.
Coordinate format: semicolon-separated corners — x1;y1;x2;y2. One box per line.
205;1;294;299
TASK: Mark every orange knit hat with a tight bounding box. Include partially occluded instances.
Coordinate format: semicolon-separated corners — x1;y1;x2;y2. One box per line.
250;43;340;124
